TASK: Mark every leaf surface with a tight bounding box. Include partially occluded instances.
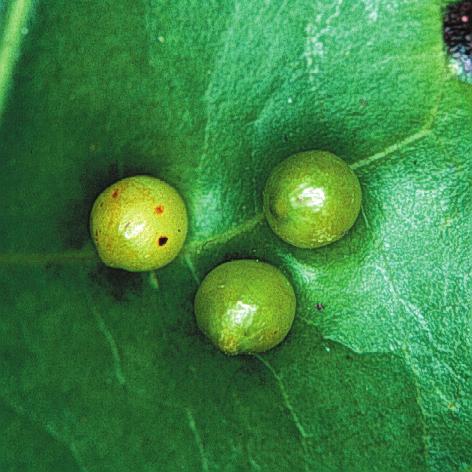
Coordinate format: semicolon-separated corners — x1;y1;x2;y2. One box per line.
1;1;471;471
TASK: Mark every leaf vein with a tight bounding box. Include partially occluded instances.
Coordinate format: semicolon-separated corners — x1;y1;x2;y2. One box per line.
350;128;431;171
186;408;209;472
184;253;200;284
351;80;445;172
254;354;310;440
90;306;126;386
0;397;90;472
186;212;264;255
0;248;96;265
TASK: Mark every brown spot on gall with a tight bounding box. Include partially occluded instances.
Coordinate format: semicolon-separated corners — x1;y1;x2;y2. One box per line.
112;189;120;198
158;236;168;246
155;205;164;215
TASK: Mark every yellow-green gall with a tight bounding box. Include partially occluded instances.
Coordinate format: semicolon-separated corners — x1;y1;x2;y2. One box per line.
263;150;362;248
90;175;187;272
194;260;296;355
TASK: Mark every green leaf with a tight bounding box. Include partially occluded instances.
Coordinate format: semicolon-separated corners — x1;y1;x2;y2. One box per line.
1;0;471;471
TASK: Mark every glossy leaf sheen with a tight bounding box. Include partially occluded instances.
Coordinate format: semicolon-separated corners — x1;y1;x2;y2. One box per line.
1;1;471;471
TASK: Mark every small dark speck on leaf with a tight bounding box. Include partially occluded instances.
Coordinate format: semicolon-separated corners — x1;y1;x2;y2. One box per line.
316;303;325;311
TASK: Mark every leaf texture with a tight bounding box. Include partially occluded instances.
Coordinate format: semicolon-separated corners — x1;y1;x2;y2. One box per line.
1;1;471;470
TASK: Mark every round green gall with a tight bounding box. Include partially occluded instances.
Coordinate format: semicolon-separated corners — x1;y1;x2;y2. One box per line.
194;260;296;355
90;175;188;272
263;150;362;248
